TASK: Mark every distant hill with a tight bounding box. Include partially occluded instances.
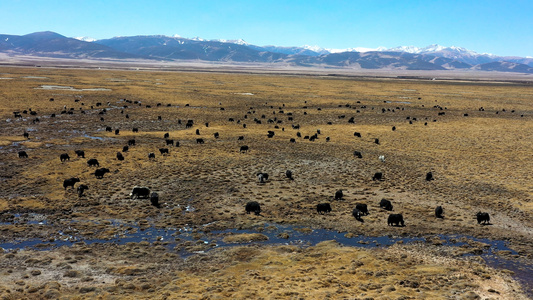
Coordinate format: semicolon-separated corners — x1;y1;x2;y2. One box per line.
0;31;532;74
0;31;141;59
475;61;533;73
95;35;288;62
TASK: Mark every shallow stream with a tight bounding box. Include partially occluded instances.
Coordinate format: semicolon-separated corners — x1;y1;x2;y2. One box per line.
0;218;531;296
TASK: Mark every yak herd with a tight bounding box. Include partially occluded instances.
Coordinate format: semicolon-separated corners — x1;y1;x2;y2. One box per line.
13;94;494;229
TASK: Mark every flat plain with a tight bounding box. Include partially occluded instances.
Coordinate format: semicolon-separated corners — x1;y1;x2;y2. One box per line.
0;66;532;299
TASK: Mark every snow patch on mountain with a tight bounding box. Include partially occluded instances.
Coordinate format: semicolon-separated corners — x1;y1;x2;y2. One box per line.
327;46;387;53
74;36;97;42
214;38;249;45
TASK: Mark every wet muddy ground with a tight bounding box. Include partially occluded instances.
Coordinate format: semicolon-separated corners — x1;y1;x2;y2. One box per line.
0;66;532;299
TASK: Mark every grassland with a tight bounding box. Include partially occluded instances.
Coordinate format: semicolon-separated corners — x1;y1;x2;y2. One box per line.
0;66;532;299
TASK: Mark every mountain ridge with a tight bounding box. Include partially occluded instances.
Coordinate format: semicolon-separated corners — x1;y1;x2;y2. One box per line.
1;31;532;73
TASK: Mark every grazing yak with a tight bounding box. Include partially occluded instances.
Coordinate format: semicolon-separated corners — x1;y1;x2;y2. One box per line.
115;129;120;135
388;214;405;226
77;184;88;197
380;199;393;211
476;212;490;225
240;145;249;153
257;172;269;183
317;203;332;214
164;132;170;139
285;170;294;180
165;139;174;146
214;132;219;139
435;206;444;218
130;186;151;199
372;172;383;181
63;177;80;189
354;151;363;159
245;201;261;215
334;189;343;200
378;155;385;162
116;152;124;161
122;146;129;152
128;139;136;146
290;138;296;143
94;168;110;179
75;150;85;158
159;148;169;155
60;153;70;162
150;192;160;208
426;172;434;181
352;208;363;221
87;158;100;167
18;151;28;158
148;153;156;159
354;132;362;138
355;203;369;215
196;138;205;144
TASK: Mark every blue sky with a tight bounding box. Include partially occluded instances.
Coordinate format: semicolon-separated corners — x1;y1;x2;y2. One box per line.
1;0;531;57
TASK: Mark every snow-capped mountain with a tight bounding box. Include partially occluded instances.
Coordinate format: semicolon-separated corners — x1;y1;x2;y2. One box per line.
327;46;388;53
386;44;488;56
73;36;97;42
383;44;501;65
214;38;249;46
2;31;532;73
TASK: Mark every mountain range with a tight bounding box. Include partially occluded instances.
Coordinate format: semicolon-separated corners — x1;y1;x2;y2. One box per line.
1;31;532;73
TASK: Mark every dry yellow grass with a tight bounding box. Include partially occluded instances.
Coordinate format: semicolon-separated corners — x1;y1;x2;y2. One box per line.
0;241;526;299
0;66;532;299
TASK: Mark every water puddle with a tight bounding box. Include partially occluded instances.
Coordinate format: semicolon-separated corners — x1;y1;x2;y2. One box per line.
385;100;411;104
81;134;115;141
0;221;531;296
0;213;48;226
35;85;111;91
